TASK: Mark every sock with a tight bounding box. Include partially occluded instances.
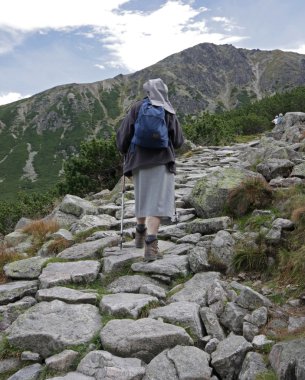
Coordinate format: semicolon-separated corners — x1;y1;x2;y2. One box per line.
146;234;157;244
136;224;146;233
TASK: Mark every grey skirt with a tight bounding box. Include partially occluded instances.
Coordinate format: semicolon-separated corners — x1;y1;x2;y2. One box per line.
133;165;175;218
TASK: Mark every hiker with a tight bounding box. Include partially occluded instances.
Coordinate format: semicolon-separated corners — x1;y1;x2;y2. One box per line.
116;78;184;261
277;113;284;125
272;115;279;125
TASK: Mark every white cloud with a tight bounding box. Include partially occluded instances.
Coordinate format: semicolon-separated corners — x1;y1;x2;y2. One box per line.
0;0;129;30
94;63;105;70
212;16;242;32
0;27;25;54
94;1;245;71
0;92;30;105
0;0;246;73
294;44;305;54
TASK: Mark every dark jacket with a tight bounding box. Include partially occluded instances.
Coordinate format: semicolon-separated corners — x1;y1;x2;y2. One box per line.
116;99;184;177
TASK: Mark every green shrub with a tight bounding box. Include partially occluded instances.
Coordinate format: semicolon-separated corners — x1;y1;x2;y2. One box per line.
183;112;236;146
182;86;305;146
0;190;57;235
57;135;122;197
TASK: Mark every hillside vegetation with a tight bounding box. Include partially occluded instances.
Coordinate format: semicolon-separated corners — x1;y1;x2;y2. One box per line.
1;43;305;199
0;86;305;235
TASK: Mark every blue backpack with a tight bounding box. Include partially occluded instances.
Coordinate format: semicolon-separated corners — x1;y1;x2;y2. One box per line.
131;98;168;149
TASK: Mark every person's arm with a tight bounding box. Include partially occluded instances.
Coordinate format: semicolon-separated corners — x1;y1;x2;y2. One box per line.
167;113;184;149
116;102;140;154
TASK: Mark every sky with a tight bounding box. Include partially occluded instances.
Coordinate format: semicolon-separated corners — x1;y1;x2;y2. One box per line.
0;0;305;105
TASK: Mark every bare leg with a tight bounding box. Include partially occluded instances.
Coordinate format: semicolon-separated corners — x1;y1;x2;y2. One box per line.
146;216;161;236
137;217;146;225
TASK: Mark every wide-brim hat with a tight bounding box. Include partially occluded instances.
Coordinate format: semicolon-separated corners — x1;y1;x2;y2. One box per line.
143;78;176;114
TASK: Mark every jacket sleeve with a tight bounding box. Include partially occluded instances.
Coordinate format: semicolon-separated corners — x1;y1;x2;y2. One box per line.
167;113;184;149
116;102;140;154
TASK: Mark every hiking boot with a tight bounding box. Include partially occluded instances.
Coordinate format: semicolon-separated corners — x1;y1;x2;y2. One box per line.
135;228;147;249
144;239;158;262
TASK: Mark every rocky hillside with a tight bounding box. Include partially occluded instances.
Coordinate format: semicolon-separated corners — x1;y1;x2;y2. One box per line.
0;113;305;379
1;43;305;199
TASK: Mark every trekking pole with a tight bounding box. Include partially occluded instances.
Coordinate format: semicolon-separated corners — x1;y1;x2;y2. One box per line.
120;173;126;250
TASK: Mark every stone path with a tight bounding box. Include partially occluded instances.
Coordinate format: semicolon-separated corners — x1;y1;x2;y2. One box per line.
1;114;305;379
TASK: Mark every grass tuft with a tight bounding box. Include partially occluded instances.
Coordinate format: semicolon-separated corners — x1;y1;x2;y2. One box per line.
226;177;273;217
232;247;269;273
291;206;305;228
22;219;59;241
0;243;24;283
276;247;305;295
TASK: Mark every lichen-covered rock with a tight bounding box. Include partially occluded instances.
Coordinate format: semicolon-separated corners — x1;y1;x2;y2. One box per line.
168;272;221;306
269;338;305;379
36;286;98;304
256;159;294;181
211;334;252;380
0;296;36;331
39;260;100;288
6;363;43;380
238;352;267;380
59;194;97;217
149;301;204;342
7;300;102;358
0;281;38;305
100;293;158;318
131;255;190;278
186;166;263;218
143;345;212;380
235;286;272;310
100;318;193;363
4;257;49;279
77;350;146;380
57;236;119;260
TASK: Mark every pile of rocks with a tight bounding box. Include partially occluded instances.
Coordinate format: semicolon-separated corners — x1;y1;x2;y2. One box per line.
1;113;305;379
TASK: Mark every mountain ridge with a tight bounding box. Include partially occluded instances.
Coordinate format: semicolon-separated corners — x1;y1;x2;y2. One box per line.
1;42;305;199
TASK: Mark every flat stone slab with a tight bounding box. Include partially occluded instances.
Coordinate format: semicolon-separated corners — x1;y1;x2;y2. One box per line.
149;301;204;341
7;300;102;358
36;286;98;304
107;275;167;299
131;255;190;278
70;214;119;235
168;272;221;306
0;296;36;331
0;281;38;305
100;293;158;318
143;345;212;380
48;372;94;379
59;194;97;217
77;350;146;380
163;243;194;255
100;318;193;363
0;358;22;375
7;363;43;380
185;217;232;234
103;248;144;274
57;236;119;260
4;257;49;280
39;261;100;288
122;239;175;251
